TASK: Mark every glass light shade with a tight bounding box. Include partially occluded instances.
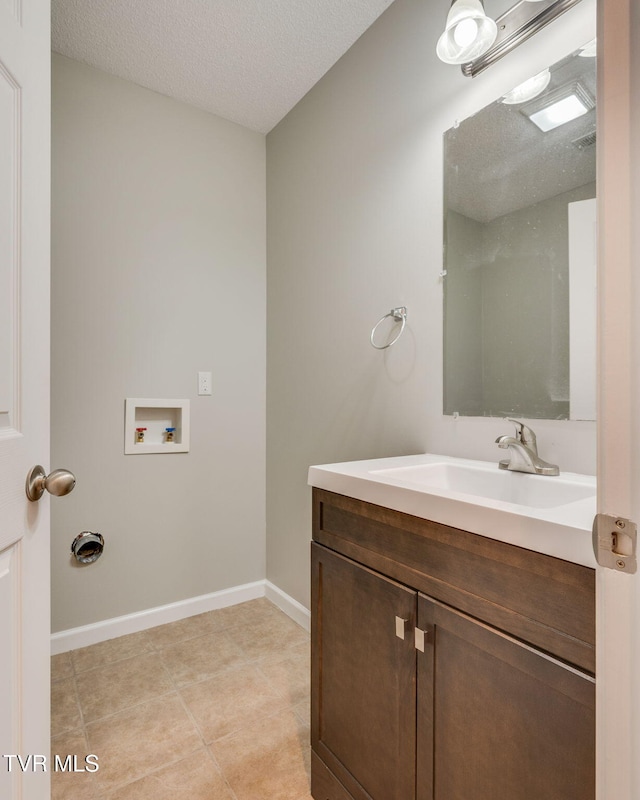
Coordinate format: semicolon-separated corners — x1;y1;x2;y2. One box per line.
502;68;551;105
436;0;498;65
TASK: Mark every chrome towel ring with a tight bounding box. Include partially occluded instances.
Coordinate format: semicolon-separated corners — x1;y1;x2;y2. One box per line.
370;307;407;350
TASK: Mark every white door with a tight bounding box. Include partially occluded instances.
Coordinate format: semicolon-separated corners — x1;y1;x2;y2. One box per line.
0;1;52;799
596;0;640;798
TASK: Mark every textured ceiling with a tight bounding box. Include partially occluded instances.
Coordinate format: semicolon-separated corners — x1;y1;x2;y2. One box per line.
445;47;596;222
51;0;396;133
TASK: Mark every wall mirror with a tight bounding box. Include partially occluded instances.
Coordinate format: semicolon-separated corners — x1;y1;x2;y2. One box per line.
443;43;596;420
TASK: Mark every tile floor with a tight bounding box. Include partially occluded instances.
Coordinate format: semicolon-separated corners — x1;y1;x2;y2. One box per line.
50;598;312;800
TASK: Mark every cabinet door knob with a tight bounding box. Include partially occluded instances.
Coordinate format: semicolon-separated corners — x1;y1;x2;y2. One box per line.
395;616;408;640
415;626;434;652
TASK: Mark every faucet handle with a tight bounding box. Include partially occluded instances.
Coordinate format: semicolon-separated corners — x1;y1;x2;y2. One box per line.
506;419;538;452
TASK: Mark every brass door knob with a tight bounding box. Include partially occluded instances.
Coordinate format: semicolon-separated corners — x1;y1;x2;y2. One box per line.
26;465;76;502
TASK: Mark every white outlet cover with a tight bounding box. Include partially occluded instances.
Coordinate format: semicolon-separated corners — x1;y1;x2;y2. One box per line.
198;372;212;396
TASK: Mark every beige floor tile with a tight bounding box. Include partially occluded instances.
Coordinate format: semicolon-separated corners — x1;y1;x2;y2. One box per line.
51;678;83;737
292;700;311;727
231;612;310;661
51;651;74;683
181;662;287;742
51;725;88;755
51;728;100;800
160;628;247;688
213;597;286;629
52;602;313;798
145;612;224;649
86;694;202;793
258;646;310;706
76;652;174;723
104;750;235;800
211;709;311;800
71;630;154;674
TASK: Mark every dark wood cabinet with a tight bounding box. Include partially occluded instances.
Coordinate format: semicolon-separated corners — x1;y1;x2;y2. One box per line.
416;595;595;800
311;489;595;800
312;545;416;800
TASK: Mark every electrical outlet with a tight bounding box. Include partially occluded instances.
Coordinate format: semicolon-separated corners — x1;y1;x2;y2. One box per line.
198;371;212;396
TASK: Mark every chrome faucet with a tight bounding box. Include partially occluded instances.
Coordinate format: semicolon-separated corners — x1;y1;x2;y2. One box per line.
495;419;559;476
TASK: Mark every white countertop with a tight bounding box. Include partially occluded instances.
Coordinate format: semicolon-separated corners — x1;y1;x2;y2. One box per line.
308;453;597;568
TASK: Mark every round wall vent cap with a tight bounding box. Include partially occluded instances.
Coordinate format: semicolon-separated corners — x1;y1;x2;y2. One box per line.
71;531;104;564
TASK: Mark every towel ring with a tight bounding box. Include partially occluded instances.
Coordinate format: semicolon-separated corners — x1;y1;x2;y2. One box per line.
370;307;407;350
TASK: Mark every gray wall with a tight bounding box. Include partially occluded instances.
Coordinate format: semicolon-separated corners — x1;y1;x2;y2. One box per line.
443;211;484;417
51;55;266;632
481;183;596;418
266;0;597;609
445;182;596;419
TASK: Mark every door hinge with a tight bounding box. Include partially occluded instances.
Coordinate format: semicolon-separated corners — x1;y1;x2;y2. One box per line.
414;625;433;652
592;514;637;574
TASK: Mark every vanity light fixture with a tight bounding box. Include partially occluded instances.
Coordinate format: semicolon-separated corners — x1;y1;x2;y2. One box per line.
502;67;551;104
520;80;594;131
439;0;584;77
436;0;498;65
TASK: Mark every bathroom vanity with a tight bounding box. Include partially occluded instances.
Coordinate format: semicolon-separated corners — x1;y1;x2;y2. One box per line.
309;455;596;800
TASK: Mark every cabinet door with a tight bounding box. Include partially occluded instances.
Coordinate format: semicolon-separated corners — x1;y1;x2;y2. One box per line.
416;594;595;800
311;543;417;800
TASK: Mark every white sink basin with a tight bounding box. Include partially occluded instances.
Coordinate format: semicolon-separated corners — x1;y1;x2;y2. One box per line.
308;454;597;568
370;462;595;510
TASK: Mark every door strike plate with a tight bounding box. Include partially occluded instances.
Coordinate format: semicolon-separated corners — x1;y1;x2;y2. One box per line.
592;514;637;574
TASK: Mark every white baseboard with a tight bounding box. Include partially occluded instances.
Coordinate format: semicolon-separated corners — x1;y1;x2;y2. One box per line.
265;580;311;632
51;581;264;655
51;579;310;654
